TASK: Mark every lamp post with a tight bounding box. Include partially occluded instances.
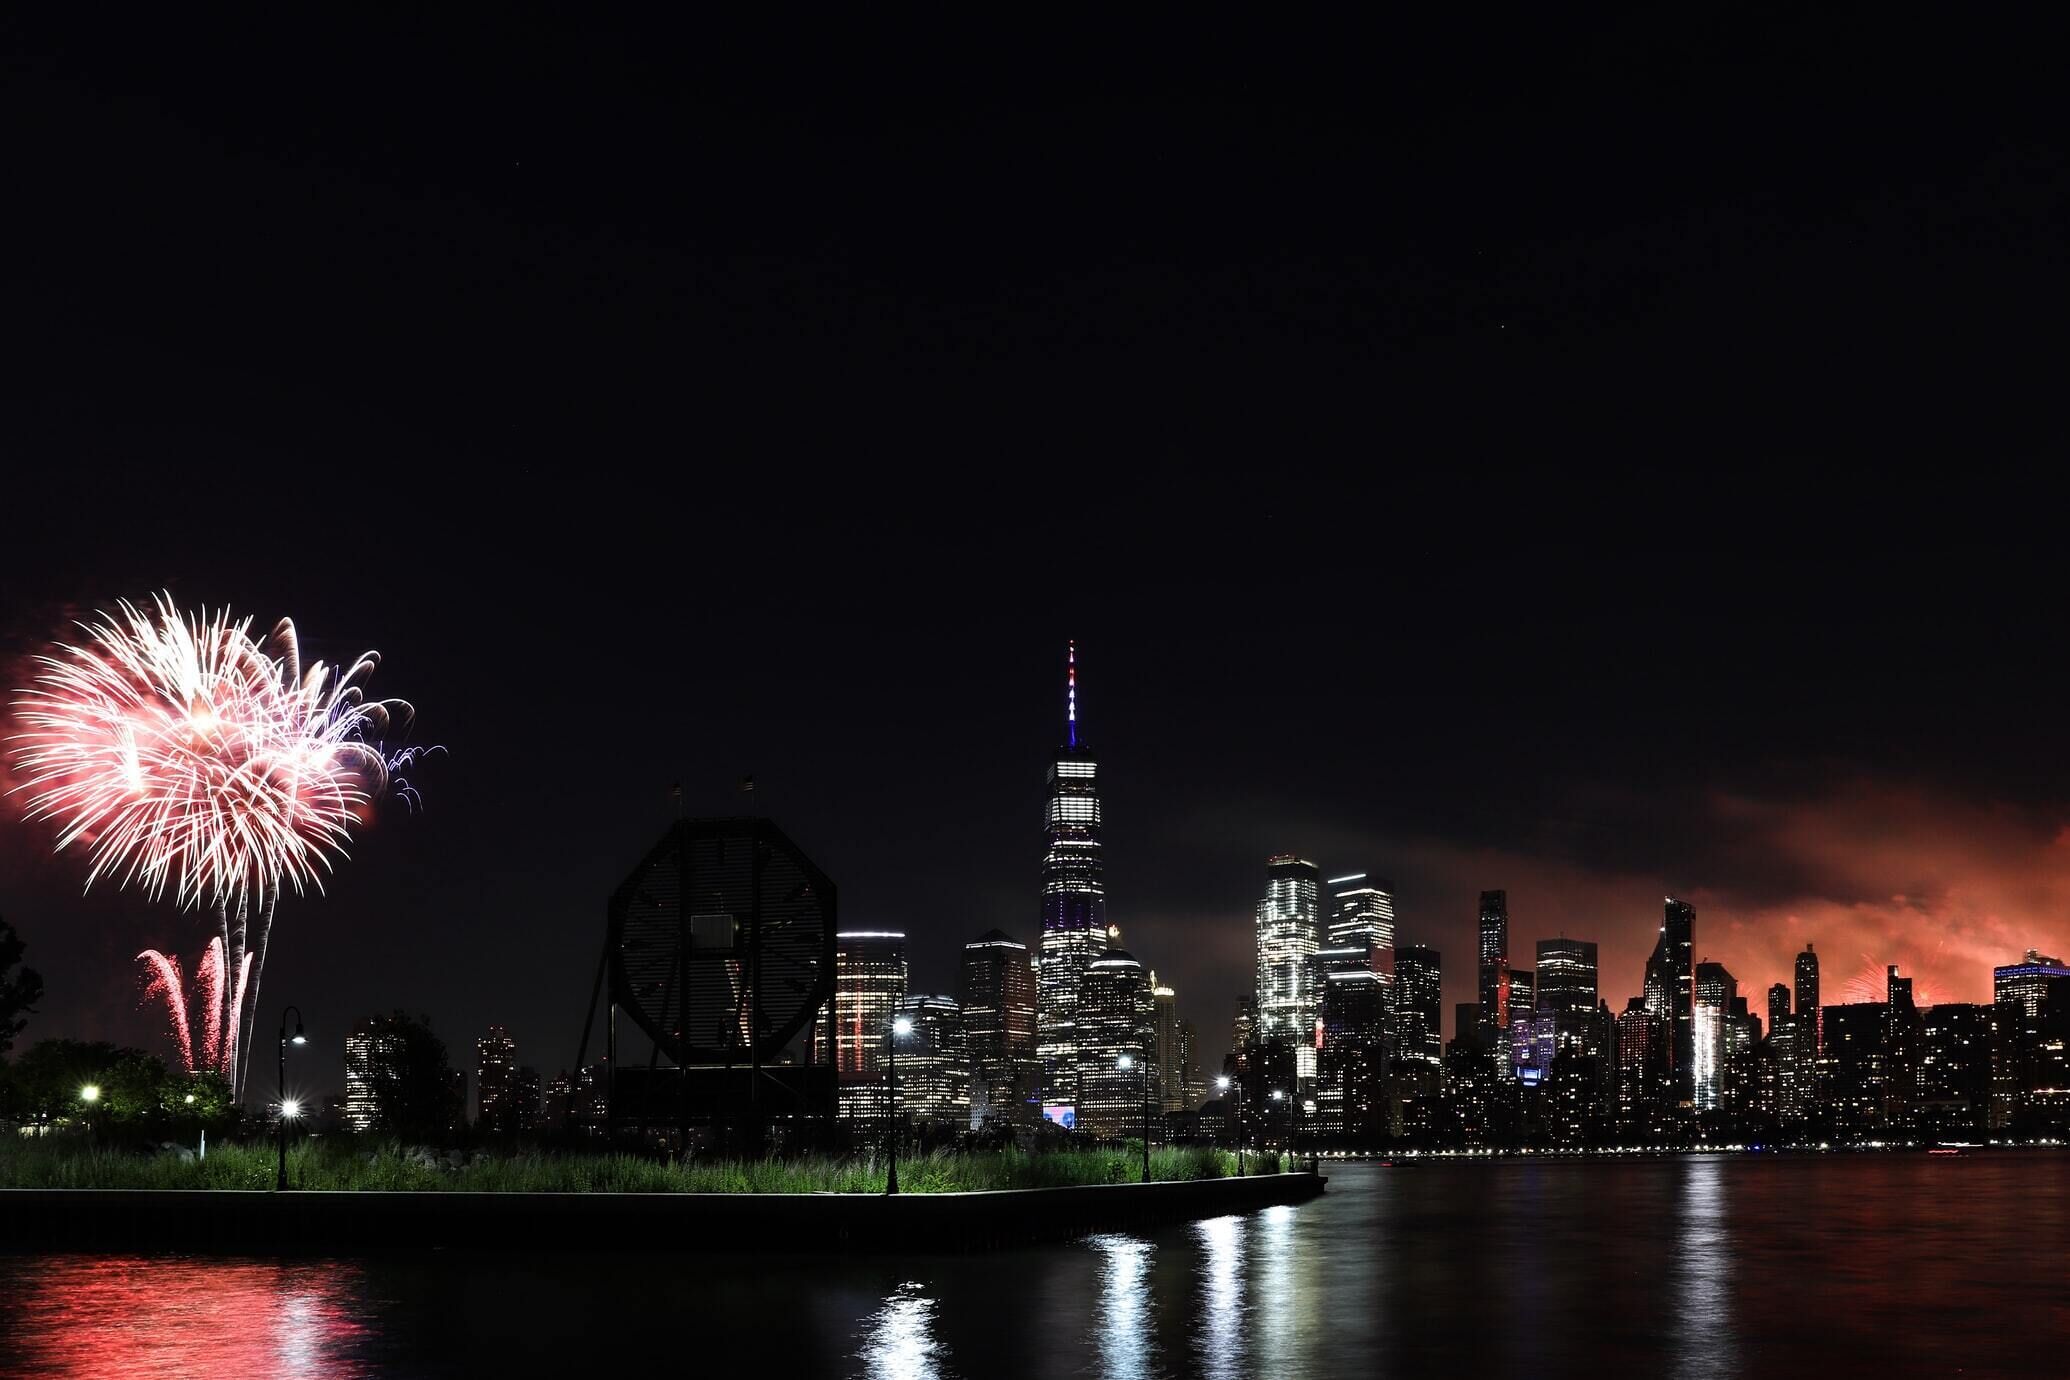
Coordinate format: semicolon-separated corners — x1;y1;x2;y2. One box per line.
885;1014;913;1195
276;1006;307;1191
1217;1075;1244;1176
1271;1088;1294;1168
1119;1052;1149;1182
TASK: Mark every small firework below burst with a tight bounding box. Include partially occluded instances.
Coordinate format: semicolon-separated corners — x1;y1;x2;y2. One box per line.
138;939;252;1080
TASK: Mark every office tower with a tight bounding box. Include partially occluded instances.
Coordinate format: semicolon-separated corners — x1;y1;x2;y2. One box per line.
542;1070;574;1130
1993;950;2070;1019
1256;856;1322;1077
1822;1002;1889;1138
1885;965;1920;1131
1795;942;1822;1057
1615;997;1666;1137
1327;873;1397;968
1647;899;1696;1104
1037;642;1108;1117
961;929;1039;1129
1917;1002;1994;1140
1228;994;1257;1076
1768;983;1790;1038
343;1016;396;1133
1535;937;1599;1058
1478;890;1510;1046
1317;955;1391;1140
891;994;969;1130
1395;946;1443;1064
1078;948;1152;1139
1507;968;1540;1081
1178;1018;1206;1109
1150;976;1188;1112
1692;961;1736;1112
475;1025;517;1131
512;1066;541;1132
818;930;908;1122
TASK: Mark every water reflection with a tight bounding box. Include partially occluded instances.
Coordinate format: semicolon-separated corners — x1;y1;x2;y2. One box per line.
858;1281;947;1380
1194;1214;1247;1380
1;1255;371;1377
1673;1156;1737;1379
1088;1233;1158;1380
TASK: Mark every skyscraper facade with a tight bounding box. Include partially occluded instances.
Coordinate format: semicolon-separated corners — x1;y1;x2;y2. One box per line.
1395;945;1443;1065
1477;890;1510;1050
1078;948;1151;1139
1151;975;1188;1112
1795;942;1822;1057
961;929;1039;1129
1993;950;2070;1019
1535;937;1599;1058
1655;899;1696;1105
1037;642;1107;1118
475;1025;517;1132
892;994;970;1130
819;930;909;1122
1693;961;1737;1112
1326;874;1397;967
1256;856;1322;1075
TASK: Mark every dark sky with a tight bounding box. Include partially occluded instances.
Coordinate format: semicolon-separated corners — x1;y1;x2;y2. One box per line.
1;10;2064;1095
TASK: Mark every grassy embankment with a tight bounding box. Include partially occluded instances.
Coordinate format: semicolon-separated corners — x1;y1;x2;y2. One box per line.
0;1139;1285;1193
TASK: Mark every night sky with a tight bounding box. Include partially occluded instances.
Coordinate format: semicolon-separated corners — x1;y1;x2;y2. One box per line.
2;11;2063;1095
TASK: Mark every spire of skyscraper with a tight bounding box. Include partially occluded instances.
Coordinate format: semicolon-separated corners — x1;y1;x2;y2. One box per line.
1067;639;1077;748
1037;641;1106;1122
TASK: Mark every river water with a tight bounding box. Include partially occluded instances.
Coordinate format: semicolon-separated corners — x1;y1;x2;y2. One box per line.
3;1154;2064;1377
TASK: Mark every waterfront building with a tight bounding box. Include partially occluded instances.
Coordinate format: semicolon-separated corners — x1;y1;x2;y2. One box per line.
1615;997;1667;1138
1649;899;1696;1106
1151;975;1190;1112
1822;1002;1890;1139
818;930;909;1122
1327;873;1397;969
343;1016;398;1133
1256;856;1322;1077
1795;942;1822;1058
475;1025;517;1132
1078;948;1152;1140
1507;968;1541;1082
1693;961;1737;1113
1916;1002;1994;1140
1395;946;1443;1065
1037;642;1108;1120
1316;952;1391;1140
1536;937;1599;1061
892;994;969;1130
961;929;1039;1129
1993;950;2070;1020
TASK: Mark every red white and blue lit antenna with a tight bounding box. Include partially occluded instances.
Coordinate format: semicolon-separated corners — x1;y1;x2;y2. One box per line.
1067;640;1077;748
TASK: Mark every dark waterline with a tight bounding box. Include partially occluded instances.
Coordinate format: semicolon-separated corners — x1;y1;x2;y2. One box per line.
3;1155;2064;1377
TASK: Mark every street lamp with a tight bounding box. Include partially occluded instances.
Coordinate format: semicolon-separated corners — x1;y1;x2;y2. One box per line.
277;1006;306;1191
1271;1088;1294;1167
885;1014;913;1195
1119;1052;1150;1182
79;1084;101;1104
1216;1075;1244;1176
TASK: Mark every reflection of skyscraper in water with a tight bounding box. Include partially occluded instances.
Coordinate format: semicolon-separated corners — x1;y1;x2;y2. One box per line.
1037;643;1107;1118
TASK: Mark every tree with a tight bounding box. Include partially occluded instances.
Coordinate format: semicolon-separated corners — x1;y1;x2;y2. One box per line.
0;916;45;1056
361;1011;462;1143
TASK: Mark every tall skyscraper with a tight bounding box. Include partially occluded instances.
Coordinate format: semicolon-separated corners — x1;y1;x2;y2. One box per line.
1993;950;2070;1019
1037;642;1107;1117
475;1025;517;1131
1767;983;1790;1039
1693;961;1737;1112
1327;873;1397;966
892;994;970;1129
1151;975;1187;1112
343;1016;396;1133
817;930;908;1122
1651;899;1696;1105
1394;946;1443;1065
1795;942;1822;1057
1078;948;1151;1139
1535;937;1599;1059
1507;968;1540;1081
961;929;1039;1129
1478;890;1511;1050
1256;856;1322;1076
1615;997;1666;1137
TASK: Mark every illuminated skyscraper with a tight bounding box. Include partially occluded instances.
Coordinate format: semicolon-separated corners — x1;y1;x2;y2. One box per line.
1478;890;1510;1051
1037;642;1107;1117
1318;956;1391;1138
343;1016;397;1133
1993;950;2070;1020
1649;899;1696;1105
475;1024;517;1131
1256;856;1322;1075
1615;997;1666;1137
1078;948;1151;1139
1151;975;1188;1112
1768;983;1790;1038
1535;937;1599;1058
961;929;1039;1129
1693;961;1737;1112
1395;946;1443;1065
1795;942;1822;1057
1327;873;1397;966
892;994;970;1130
816;930;908;1122
1507;968;1540;1082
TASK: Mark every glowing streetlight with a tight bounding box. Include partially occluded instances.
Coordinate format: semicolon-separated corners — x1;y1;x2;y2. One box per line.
886;1014;915;1195
79;1084;102;1104
276;1006;306;1192
1217;1076;1245;1176
184;1093;196;1105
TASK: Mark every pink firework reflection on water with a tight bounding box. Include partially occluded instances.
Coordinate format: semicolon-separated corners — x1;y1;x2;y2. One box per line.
2;1256;374;1377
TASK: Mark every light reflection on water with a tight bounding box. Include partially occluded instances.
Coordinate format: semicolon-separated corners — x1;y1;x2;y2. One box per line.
4;1158;2067;1377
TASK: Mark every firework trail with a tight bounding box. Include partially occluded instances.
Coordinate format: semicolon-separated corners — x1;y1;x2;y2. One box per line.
137;937;252;1079
9;594;427;1095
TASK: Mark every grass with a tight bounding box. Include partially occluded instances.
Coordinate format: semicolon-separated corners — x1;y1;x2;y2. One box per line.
0;1138;1286;1193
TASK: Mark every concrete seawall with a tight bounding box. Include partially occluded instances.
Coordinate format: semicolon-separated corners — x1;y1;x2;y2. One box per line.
1;1171;1327;1255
